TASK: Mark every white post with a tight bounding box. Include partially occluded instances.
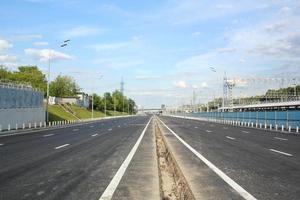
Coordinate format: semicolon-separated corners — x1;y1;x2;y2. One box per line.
0;124;2;132
256;123;258;128
34;122;37;128
251;122;253;127
288;126;291;132
29;123;31;129
40;122;42;127
282;125;284;131
8;124;11;131
44;121;46;127
275;124;278;131
297;126;299;133
265;123;267;129
270;124;272;130
16;124;18;130
260;123;262;128
23;123;25;129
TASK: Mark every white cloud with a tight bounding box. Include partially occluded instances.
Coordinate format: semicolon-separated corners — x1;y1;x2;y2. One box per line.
33;41;49;46
0;39;13;52
174;80;188;88
0;55;18;62
24;48;72;62
14;34;43;40
63;26;104;38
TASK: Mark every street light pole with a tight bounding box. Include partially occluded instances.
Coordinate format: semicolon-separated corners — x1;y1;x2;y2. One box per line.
46;40;70;123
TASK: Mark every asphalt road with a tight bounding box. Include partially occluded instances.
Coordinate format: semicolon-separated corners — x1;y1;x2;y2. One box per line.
0;116;152;200
158;116;300;200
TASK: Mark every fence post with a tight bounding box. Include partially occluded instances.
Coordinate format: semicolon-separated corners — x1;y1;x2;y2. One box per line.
23;123;25;129
260;123;262;128
288;126;291;132
8;124;11;131
297;126;299;133
16;124;18;130
286;110;289;131
270;124;272;130
282;125;284;131
34;122;37;128
29;123;31;129
276;124;278;131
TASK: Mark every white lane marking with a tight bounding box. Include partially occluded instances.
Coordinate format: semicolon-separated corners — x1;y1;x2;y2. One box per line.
274;137;288;141
269;149;292;157
118;125;121;128
108;128;112;131
90;125;94;128
73;129;79;131
158;117;257;200
54;144;70;150
91;134;98;137
43;134;54;137
242;131;249;133
99;117;152;200
226;136;236;140
195;126;198;129
206;130;212;133
223;127;228;129
0;143;4;146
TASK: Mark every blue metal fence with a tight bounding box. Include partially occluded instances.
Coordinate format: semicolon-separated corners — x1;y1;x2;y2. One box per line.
177;111;300;129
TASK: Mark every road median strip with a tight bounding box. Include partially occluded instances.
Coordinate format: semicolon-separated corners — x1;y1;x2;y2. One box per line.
157;117;257;200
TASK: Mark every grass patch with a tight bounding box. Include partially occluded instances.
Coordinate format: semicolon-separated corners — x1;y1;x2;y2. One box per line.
48;105;77;121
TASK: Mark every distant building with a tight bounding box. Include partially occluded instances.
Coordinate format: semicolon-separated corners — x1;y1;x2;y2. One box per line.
49;92;90;108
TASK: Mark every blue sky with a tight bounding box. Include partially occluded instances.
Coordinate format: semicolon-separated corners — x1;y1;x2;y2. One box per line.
1;0;300;108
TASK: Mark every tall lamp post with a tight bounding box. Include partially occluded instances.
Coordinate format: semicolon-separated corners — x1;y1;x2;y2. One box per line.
46;39;70;123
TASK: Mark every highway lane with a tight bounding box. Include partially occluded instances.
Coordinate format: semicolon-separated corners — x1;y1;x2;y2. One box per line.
159;116;300;200
0;116;151;200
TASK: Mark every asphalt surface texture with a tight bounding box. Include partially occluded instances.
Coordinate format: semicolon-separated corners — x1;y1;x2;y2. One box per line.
0;116;152;200
1;114;299;200
158;115;300;200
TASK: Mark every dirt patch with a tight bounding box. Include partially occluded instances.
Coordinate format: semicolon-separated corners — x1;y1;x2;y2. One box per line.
154;118;195;200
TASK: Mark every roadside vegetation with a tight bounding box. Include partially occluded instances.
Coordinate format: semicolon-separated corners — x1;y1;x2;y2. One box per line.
0;65;137;118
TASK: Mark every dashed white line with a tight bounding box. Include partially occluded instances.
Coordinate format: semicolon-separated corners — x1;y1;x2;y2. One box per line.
223;127;228;129
43;134;54;137
99;117;152;200
274;137;288;141
73;129;79;132
206;130;212;133
242;131;249;133
108;128;112;131
194;126;198;129
158;117;257;200
54;144;70;150
226;136;236;140
0;143;4;146
269;149;292;157
91;133;98;137
90;125;94;128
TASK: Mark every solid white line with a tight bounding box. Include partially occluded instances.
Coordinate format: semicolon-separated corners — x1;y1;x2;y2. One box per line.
91;133;98;137
43;134;54;137
157;117;257;200
226;136;235;140
206;130;212;133
54;144;70;150
99;117;152;200
242;131;249;133
274;137;288;141
269;149;292;157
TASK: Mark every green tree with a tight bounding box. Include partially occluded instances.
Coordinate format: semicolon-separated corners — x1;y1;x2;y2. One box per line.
49;75;80;97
